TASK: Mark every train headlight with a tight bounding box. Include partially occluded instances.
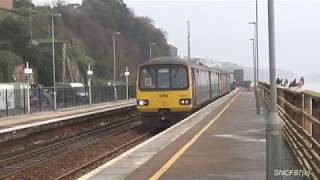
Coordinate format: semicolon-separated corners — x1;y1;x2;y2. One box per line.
180;98;191;105
185;99;189;104
137;99;149;106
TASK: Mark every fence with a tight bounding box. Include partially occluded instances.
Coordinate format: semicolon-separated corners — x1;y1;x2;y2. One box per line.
260;82;320;179
0;85;136;118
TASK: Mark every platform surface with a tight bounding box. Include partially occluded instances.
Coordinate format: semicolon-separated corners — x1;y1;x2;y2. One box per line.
80;90;302;180
130;91;266;180
0;99;135;131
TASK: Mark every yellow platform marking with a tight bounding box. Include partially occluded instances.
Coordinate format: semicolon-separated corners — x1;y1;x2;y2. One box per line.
150;93;240;180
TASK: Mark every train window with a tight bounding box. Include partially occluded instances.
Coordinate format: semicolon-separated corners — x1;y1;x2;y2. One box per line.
139;65;189;90
140;67;156;88
157;68;170;89
171;66;188;89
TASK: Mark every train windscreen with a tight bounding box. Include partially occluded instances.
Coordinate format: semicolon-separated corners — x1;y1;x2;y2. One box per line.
139;65;188;90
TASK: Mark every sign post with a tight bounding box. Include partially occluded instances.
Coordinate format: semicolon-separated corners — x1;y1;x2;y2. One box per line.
87;65;93;105
124;66;130;100
24;61;32;114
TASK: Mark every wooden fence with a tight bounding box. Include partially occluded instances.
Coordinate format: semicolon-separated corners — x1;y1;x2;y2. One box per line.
260;82;320;179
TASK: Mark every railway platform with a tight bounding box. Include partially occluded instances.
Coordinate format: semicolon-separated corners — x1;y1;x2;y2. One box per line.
0;99;135;131
0;100;136;158
79;89;302;180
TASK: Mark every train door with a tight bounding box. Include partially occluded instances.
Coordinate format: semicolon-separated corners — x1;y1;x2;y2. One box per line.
208;71;212;100
218;73;221;96
192;68;197;107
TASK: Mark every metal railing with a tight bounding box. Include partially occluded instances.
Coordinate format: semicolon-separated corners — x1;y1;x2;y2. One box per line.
0;85;136;118
260;82;320;179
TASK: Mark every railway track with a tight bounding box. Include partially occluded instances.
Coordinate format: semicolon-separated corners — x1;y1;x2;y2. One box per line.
55;132;150;180
0;115;142;179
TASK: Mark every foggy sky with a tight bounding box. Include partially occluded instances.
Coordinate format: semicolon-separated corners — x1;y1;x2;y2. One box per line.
32;0;320;76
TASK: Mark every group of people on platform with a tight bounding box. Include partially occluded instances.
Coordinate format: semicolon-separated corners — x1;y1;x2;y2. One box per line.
276;76;304;89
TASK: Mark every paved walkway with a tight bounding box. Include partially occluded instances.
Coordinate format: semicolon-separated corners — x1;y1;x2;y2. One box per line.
131;92;266;180
161;92;265;179
80;90;303;180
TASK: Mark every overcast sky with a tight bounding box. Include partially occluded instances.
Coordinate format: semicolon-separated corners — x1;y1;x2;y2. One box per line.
32;0;320;76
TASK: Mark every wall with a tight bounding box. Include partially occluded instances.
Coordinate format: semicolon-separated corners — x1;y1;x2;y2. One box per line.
0;0;13;10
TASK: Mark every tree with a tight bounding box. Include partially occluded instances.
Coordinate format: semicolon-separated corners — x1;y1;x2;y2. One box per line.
13;0;34;8
0;50;23;82
0;16;30;52
53;0;66;7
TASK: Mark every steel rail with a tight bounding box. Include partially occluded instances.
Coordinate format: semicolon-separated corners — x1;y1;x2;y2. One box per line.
55;132;150;180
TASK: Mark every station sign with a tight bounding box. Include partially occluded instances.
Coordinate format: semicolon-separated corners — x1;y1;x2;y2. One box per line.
24;68;32;74
124;71;130;76
87;70;93;75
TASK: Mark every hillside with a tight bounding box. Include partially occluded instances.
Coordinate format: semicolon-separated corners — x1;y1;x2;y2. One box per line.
0;0;170;85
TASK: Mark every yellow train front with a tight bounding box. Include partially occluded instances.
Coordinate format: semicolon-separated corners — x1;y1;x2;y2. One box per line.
136;56;231;124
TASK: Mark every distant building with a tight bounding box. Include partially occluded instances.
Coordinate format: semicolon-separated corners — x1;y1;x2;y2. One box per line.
0;0;13;10
189;58;217;68
190;58;201;63
168;44;178;57
234;69;244;84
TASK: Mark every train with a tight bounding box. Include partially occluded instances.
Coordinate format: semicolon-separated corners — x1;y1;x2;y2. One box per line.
136;56;232;124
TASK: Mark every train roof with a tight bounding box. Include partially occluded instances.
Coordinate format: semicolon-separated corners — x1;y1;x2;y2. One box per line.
139;56;229;74
140;56;188;66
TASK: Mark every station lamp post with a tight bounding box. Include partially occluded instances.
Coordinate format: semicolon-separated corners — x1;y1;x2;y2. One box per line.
149;42;156;60
249;0;261;115
267;0;282;179
254;0;261;114
249;38;257;108
51;13;61;111
112;31;120;102
29;7;32;40
249;21;260;114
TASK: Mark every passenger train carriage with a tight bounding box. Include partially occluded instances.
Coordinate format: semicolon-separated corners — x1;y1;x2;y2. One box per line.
136;57;231;122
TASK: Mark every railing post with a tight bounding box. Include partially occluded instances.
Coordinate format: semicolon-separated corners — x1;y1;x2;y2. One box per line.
101;86;103;103
52;88;54;111
303;94;313;137
5;90;8;117
38;87;41;112
93;86;95;104
64;88;67;109
26;82;30;114
23;88;26;114
84;86;88;105
75;87;78;106
89;84;92;105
